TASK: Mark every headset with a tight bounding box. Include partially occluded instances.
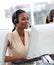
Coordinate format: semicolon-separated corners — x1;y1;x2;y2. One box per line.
12;11;18;25
12;9;26;32
12;9;26;26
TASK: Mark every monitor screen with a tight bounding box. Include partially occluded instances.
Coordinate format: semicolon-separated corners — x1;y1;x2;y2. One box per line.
0;29;9;65
27;24;54;59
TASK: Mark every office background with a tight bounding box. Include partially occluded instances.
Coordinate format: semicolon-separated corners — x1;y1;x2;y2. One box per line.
0;0;54;31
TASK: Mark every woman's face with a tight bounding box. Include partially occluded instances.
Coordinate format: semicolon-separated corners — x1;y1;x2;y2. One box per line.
16;12;29;29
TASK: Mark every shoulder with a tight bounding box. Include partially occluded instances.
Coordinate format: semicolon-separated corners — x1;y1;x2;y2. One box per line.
8;32;13;38
8;30;16;46
8;32;13;42
8;31;16;41
8;30;16;37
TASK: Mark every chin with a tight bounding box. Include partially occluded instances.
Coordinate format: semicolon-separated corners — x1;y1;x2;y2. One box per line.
24;28;27;29
24;27;28;29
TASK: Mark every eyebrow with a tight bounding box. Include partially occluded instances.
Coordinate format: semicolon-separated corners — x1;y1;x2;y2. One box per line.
19;16;29;18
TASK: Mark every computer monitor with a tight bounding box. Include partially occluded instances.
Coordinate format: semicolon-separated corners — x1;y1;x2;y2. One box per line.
27;24;54;59
0;29;9;65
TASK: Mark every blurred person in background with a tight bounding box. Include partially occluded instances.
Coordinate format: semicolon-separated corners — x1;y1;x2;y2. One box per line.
46;9;54;24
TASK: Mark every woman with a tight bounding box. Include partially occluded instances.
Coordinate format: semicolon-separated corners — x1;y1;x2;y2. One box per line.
5;9;33;65
46;9;54;23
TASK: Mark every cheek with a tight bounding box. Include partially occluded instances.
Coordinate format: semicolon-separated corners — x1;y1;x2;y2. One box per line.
53;18;54;21
18;20;29;27
18;22;24;27
21;23;26;27
18;19;24;24
19;20;25;25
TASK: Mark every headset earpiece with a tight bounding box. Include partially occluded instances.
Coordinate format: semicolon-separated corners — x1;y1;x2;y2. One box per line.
14;18;18;25
13;11;18;25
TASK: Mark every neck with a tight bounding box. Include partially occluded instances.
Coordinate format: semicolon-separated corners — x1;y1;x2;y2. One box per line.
16;28;24;36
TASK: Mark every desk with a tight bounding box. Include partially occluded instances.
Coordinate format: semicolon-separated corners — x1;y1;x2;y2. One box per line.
12;54;54;65
12;56;41;64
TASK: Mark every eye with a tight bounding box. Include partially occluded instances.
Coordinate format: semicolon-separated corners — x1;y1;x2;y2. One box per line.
21;17;29;20
21;18;25;20
27;17;29;20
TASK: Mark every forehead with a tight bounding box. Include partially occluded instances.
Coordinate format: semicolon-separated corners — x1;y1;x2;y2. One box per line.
18;12;28;18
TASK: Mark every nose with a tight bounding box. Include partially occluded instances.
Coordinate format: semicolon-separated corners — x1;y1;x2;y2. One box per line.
25;20;29;24
24;18;29;23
